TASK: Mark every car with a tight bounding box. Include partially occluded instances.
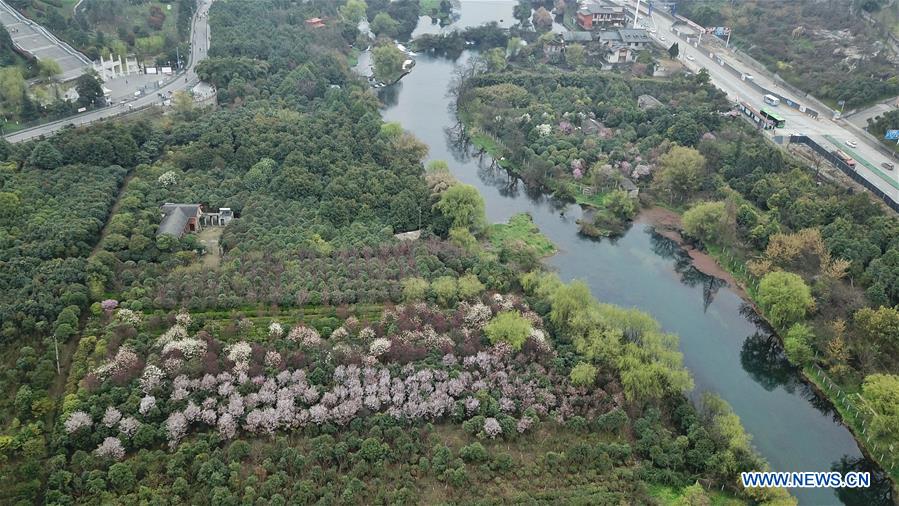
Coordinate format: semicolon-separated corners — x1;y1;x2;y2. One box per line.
650;28;657;34
659;36;666;41
882;162;895;171
686;55;695;61
744;74;754;80
845;140;858;148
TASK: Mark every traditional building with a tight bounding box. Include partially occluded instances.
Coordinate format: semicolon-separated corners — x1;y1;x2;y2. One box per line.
158;204;202;238
576;0;626;30
157;204;234;237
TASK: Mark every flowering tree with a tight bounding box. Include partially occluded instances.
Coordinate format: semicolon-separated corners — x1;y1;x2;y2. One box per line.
64;411;92;434
158;170;177;188
484;417;502;438
101;299;119;312
94;437;125;460
268;321;284;339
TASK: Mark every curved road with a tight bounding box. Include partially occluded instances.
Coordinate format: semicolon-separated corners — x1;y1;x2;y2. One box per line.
5;0;213;144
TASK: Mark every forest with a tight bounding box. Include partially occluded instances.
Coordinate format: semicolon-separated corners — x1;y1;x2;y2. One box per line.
0;0;809;503
677;0;899;108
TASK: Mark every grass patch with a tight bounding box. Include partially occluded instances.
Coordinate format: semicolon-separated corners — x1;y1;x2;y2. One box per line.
490;213;556;257
647;483;746;505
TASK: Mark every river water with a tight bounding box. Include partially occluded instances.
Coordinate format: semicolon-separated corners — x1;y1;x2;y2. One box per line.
358;2;890;504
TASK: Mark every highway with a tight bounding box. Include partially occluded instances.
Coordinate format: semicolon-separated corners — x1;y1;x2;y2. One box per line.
626;4;899;206
5;0;213;144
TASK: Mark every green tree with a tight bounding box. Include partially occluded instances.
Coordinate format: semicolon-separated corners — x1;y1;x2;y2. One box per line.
340;0;368;22
37;59;62;81
668;42;679;58
678;482;711;506
27;141;64;170
605;189;637;220
783;323;814;365
370;12;400;37
566;43;586;66
651;145;706;203
483;47;507;72
757;271;814;327
457;273;485;300
569;362;597;387
372;42;406;83
853;305;899;363
402;277;429;301
484;311;531;350
861;374;899;441
75;73;104;108
682;201;727;245
434;184;487;233
431;276;457;306
0;66;26;115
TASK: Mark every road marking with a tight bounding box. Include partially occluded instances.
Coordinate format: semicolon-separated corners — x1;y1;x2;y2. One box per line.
824;134;899;190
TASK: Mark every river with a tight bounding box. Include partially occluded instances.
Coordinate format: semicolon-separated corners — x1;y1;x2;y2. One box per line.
357;2;890;504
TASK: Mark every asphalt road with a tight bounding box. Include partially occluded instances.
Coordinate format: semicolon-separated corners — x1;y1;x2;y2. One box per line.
0;0;91;81
627;4;899;206
5;0;213;144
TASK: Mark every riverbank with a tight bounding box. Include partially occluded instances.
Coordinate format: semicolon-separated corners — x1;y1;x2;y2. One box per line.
638;207;899;490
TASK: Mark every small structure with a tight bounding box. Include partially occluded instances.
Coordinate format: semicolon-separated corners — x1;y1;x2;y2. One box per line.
394;230;422;241
92;53;140;81
637;94;663;109
577;0;627;30
305;17;325;28
619;177;639;198
158;203;202;238
202;208;234;227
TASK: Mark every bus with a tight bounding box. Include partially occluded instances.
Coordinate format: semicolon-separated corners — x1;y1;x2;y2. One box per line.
759;108;785;128
832;149;857;168
738;101;775;130
764;94;780;106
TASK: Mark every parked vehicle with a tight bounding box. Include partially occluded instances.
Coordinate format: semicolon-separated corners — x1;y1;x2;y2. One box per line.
764;94;780;106
845;140;858;148
882;161;895;171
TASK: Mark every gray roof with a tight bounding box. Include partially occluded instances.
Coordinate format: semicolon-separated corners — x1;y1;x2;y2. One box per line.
158;203;201;237
598;28;651;44
578;0;623;15
618;28;652;43
562;31;594;42
620;178;638;192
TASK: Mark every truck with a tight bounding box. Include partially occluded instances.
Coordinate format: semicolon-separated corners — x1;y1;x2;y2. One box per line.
832;149;856;168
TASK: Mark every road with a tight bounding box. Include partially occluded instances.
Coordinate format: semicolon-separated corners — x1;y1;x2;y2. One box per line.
5;0;213;144
626;3;899;207
0;0;91;81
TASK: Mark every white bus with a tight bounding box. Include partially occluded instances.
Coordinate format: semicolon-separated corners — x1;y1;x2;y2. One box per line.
764;94;780;106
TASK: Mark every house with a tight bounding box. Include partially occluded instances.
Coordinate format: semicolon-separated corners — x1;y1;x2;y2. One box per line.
305;17;325;28
619;177;639;198
576;0;626;30
158;204;203;237
596;28;652;63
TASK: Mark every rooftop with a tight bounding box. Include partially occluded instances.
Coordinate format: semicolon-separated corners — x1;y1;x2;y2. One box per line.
562;31;594;42
158;203;201;237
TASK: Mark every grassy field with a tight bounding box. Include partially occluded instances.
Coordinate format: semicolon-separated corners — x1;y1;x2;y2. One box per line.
490;213;556;257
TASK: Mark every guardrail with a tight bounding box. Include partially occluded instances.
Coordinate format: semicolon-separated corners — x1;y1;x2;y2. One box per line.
789;135;899;212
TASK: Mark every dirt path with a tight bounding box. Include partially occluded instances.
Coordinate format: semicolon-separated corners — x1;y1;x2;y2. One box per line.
90;171;135;258
197;227;223;268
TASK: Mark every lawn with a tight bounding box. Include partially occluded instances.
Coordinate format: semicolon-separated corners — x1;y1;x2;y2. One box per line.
489;213;556;257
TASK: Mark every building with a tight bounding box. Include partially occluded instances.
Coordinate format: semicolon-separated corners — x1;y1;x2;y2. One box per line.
576;0;626;30
158;203;202;237
305;17;325;28
596;28;653;63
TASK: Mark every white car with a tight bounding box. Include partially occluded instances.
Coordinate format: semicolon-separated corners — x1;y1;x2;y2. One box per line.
650;28;657;34
845;140;858;148
660;36;666;41
686;55;695;61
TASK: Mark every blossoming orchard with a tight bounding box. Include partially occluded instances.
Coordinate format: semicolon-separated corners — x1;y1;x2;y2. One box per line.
63;293;624;460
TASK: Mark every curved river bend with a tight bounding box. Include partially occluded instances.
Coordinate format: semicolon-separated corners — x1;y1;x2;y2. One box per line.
358;2;890;503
